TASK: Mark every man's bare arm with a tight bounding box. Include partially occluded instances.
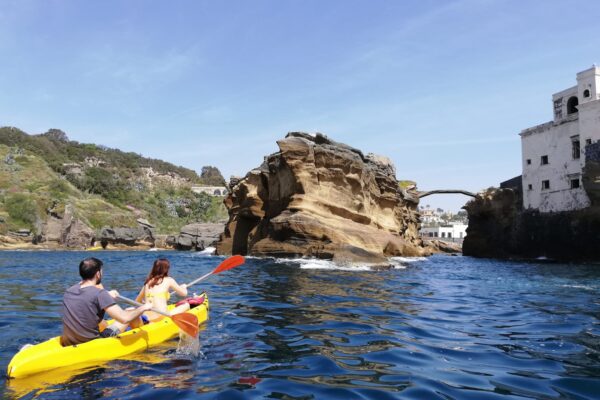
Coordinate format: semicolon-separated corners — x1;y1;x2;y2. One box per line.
104;303;151;324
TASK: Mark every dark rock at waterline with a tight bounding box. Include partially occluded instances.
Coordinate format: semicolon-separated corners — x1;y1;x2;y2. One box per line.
99;225;155;246
168;223;224;251
463;187;600;261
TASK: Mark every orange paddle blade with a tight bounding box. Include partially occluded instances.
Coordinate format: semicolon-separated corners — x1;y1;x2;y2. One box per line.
213;255;245;274
171;313;199;337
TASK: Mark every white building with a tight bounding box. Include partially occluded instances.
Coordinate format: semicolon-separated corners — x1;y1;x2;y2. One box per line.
420;208;443;224
420;223;467;241
190;186;228;196
520;66;600;212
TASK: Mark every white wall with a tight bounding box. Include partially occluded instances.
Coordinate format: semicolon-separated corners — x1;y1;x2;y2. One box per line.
520;66;600;212
420;224;467;239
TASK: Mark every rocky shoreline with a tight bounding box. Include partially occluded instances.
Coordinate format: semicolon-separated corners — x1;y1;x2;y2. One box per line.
1;131;465;260
0;222;225;251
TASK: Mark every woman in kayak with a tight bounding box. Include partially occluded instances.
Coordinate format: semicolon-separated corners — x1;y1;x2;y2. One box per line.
136;258;190;321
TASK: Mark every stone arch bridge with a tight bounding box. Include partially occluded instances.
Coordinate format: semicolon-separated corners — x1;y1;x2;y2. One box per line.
417;189;477;198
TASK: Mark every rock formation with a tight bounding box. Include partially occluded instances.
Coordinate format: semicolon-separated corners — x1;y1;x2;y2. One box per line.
463;188;600;261
216;133;427;263
99;222;155;248
42;204;95;249
167;222;224;251
462;188;521;259
582;141;600;206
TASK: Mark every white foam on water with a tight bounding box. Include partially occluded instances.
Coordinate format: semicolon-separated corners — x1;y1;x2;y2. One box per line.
390;256;428;263
561;284;595;290
274;257;379;271
199;246;216;255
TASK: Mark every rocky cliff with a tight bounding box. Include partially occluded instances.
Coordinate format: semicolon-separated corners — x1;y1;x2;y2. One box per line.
0;126;227;249
464;141;600;261
463;188;600;261
582;141;600;206
216;133;427;263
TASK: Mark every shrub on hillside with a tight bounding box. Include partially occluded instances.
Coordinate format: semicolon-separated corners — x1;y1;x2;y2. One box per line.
200;166;226;186
4;193;38;230
81;167;127;204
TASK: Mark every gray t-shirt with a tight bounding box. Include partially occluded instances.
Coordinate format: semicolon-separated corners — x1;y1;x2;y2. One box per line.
61;284;116;346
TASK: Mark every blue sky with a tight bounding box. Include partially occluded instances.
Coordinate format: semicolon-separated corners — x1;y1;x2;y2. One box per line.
1;0;599;212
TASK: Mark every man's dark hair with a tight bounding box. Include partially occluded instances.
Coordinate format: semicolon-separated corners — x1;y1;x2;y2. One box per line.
79;257;103;280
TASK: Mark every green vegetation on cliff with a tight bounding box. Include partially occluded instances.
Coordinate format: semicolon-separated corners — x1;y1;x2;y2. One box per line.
0;127;227;235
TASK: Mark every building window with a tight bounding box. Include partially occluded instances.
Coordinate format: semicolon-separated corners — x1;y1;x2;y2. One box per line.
554;98;563;119
567;96;579;114
459;232;463;238
571;179;580;189
448;232;452;238
584;89;590;98
587;138;592;146
541;155;549;165
441;232;445;238
528;184;533;190
572;139;581;159
542;180;550;190
526;159;531;165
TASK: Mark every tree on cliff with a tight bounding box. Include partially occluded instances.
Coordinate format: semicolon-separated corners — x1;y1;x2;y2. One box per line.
199;166;226;186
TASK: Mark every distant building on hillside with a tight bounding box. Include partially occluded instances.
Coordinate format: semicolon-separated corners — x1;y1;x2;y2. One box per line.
520;65;600;212
420;208;443;224
191;186;227;196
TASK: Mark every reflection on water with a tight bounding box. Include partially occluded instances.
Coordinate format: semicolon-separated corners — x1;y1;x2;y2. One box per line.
1;252;599;399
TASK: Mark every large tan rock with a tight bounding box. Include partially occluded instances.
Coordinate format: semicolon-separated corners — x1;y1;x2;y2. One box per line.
216;133;427;263
42;204;95;249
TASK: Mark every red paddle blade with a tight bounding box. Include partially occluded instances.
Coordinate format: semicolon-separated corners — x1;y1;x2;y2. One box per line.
171;313;199;337
213;255;245;274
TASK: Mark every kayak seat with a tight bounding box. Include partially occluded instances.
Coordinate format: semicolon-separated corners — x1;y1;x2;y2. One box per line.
175;293;206;309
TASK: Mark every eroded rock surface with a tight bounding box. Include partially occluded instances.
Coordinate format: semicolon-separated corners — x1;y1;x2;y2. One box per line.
167;223;224;251
216;133;427;263
99;224;155;247
42;204;95;249
463;187;600;261
583;141;600;206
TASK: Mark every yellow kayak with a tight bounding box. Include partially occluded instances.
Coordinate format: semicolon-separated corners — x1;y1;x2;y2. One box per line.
86;246;103;251
7;294;209;379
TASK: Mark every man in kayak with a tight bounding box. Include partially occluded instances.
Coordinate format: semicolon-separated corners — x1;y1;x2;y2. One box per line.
60;257;152;346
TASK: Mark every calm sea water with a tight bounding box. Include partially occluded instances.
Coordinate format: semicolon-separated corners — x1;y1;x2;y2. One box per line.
0;251;599;399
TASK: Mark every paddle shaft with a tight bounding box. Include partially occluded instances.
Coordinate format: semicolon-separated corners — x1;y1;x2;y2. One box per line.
169;255;245;296
186;271;212;288
116;294;170;318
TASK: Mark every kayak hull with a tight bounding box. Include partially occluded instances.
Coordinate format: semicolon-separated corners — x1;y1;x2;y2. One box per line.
7;294;209;379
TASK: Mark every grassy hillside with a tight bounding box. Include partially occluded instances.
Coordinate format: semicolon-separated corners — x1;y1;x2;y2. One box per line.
0;127;228;235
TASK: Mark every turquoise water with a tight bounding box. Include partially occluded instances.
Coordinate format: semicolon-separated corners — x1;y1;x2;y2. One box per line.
0;251;599;399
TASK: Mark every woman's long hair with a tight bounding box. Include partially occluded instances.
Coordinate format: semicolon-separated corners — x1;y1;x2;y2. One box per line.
145;258;170;288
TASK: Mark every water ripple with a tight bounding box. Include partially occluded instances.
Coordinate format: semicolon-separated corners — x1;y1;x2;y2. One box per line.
0;252;599;399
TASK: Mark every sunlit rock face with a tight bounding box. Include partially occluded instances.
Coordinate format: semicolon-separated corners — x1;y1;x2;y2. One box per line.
216;132;427;263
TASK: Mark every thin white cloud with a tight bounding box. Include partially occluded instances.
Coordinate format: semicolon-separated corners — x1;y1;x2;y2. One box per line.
81;45;202;93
